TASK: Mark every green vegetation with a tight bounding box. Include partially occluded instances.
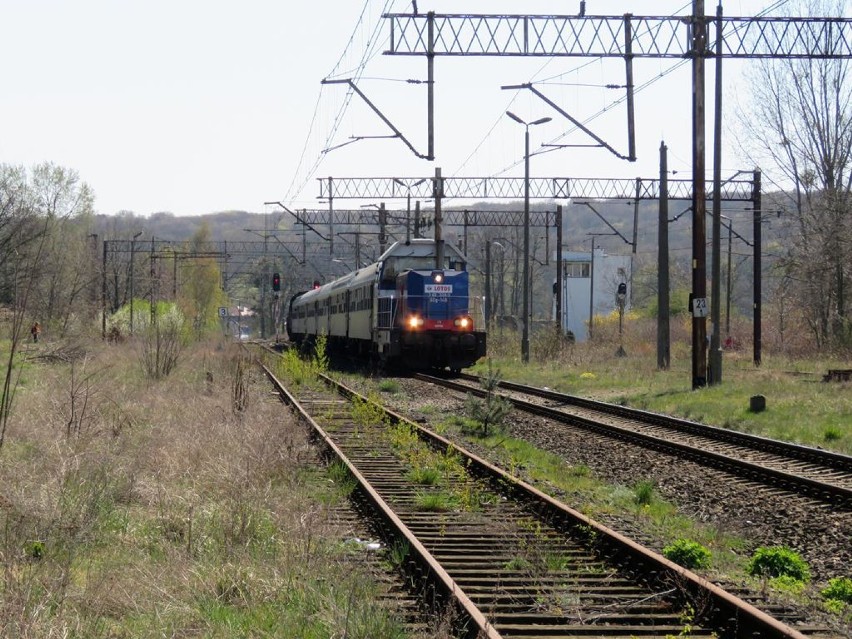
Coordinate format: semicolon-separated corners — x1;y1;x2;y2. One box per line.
504;556;534;572
378;379;400;394
351;392;389;429
415;490;457;512
821;577;852;604
746;546;810;582
312;334;329;373
406;465;441;485
387;540;410;569
0;339;412;638
663;539;712;570
633;480;656;506
471;350;851;455
277;346;322;388
463;359;513;436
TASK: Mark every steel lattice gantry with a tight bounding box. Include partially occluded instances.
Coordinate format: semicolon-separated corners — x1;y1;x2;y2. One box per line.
375;8;852;389
318;175;754;202
384;13;852;59
294;208;556;227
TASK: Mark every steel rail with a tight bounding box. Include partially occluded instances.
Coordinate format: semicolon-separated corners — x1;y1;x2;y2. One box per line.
260;363;503;639
259;355;815;638
417;373;852;507
331;373;817;639
458;373;852;473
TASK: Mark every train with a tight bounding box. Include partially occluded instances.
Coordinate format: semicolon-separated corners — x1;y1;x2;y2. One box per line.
286;239;487;371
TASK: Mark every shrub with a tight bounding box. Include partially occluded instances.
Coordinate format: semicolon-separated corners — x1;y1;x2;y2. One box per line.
771;575;807;595
140;305;186;379
378;379;400;394
464;359;512;436
312;334;329;373
821;577;852;604
663;539;712;570
633;480;655;506
823;426;842;442
746;546;810;582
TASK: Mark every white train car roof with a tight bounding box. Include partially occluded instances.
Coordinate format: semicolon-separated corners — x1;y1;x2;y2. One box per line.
292;239;468;307
376;238;467;264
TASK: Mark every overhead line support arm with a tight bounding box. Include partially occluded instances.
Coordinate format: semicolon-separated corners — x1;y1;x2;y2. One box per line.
321;79;432;160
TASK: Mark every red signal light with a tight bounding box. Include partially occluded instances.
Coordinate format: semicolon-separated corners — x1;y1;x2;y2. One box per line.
272;273;281;291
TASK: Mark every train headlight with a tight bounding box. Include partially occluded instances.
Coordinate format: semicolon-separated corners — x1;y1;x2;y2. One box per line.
431;271;444;283
407;315;424;329
453;316;473;330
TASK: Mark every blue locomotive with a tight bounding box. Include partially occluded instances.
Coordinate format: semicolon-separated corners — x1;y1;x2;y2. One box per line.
287;239;486;371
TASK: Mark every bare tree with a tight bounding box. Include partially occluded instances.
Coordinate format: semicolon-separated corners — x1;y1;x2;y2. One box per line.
0;162;90;449
736;0;852;350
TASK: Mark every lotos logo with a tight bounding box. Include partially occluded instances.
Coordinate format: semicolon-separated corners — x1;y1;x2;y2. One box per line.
424;284;452;294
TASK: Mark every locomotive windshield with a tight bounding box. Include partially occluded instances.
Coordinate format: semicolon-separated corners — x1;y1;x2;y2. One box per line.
382;256;465;282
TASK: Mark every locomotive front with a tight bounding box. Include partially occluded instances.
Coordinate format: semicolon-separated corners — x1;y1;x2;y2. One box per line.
395;267;486;371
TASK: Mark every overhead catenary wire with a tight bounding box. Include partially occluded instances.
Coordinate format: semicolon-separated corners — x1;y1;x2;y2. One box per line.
284;0;397;205
466;0;793;180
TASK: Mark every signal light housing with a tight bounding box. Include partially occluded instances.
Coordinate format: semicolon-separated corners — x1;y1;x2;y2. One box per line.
272;272;281;291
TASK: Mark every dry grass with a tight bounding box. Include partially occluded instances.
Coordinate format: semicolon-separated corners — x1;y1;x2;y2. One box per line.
0;337;410;638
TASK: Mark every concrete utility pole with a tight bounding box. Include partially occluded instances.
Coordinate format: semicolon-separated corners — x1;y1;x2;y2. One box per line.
588;236;596;340
753;169;762;367
709;1;724;385
658;142;671;370
690;0;708;389
555;205;563;332
433;167;443;269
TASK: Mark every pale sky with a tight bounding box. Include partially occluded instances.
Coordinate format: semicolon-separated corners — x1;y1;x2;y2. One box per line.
0;0;837;217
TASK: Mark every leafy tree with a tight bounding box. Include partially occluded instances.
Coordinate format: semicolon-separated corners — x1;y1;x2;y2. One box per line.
178;222;227;337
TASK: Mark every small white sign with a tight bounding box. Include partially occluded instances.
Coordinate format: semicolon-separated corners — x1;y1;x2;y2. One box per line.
692;297;708;318
218;307;228;318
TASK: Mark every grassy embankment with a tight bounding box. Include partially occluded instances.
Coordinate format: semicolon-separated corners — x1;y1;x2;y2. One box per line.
0;337;414;638
476;326;850;455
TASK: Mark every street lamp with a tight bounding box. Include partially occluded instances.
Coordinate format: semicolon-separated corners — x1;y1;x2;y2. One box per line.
506;111;552;363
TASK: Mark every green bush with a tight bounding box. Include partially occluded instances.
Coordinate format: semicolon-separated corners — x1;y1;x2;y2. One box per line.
822;577;852;604
771;575;808;596
378;379;399;394
633;480;655;506
662;539;712;570
823;426;842;442
746;546;810;582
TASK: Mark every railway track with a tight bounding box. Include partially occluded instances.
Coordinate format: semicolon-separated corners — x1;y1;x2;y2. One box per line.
414;372;852;509
260;358;832;638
